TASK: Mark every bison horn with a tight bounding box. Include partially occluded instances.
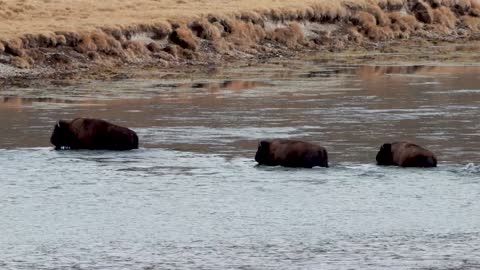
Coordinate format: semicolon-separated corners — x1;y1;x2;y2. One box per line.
56;121;61;128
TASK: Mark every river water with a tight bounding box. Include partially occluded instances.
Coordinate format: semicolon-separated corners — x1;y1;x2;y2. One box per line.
1;58;480;269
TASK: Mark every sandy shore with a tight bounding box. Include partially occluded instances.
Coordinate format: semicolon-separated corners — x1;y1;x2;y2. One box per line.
0;0;479;80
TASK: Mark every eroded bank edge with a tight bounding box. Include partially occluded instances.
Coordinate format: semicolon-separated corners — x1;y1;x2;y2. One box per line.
0;0;479;80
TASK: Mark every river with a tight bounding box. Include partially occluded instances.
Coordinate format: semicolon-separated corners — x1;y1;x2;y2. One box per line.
1;58;480;269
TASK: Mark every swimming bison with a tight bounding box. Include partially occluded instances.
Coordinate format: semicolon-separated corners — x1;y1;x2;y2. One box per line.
255;139;328;168
376;142;437;168
50;118;139;150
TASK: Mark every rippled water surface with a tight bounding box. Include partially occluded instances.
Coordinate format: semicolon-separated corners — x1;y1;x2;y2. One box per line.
1;59;480;269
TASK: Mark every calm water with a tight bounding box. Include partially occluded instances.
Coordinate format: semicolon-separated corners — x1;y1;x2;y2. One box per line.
1;59;480;269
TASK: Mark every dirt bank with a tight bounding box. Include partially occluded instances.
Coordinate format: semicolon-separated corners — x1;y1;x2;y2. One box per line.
0;0;479;80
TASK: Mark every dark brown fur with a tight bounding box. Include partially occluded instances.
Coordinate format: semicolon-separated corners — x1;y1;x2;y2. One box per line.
376;141;437;167
255;139;328;168
50;118;138;150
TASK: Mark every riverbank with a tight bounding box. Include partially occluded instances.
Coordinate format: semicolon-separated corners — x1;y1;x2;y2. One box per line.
0;0;479;80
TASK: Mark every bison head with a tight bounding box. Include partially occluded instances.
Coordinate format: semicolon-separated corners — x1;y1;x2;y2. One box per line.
376;143;393;165
50;120;72;150
255;140;271;165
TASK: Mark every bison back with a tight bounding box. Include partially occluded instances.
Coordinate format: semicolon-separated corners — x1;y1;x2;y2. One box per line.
272;140;328;168
392;142;437;167
70;118;138;150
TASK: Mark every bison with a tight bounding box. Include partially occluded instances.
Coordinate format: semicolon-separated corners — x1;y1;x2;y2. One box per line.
376;142;437;168
255;139;328;168
50;118;138;150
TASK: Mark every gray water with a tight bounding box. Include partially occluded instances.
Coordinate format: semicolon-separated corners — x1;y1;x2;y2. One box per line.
1;59;480;269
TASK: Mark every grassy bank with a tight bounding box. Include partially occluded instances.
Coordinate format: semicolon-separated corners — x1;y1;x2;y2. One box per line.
0;0;319;38
0;0;479;79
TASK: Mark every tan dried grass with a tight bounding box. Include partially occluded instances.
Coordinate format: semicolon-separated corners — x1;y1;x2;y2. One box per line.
433;6;457;28
462;14;480;29
0;0;409;39
389;12;420;32
268;23;304;48
1;0;478;70
0;0;316;39
169;26;199;50
189;19;221;41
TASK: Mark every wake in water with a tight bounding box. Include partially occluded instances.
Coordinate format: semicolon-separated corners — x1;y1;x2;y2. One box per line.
461;163;480;174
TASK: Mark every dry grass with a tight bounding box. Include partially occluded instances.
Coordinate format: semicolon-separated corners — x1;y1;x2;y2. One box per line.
0;0;320;39
218;17;266;47
4;38;25;56
190;19;221;41
268;23;304;48
0;0;477;41
1;0;479;73
462;14;480;29
389;12;419;32
411;0;434;23
169;26;199;51
0;0;479;40
433;6;457;28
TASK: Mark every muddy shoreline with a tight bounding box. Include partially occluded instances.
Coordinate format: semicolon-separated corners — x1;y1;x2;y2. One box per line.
1;0;480;82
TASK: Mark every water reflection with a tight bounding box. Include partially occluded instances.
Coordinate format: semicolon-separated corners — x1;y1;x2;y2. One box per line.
0;63;479;163
149;79;273;91
177;80;273;91
0;96;76;106
0;80;273;107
